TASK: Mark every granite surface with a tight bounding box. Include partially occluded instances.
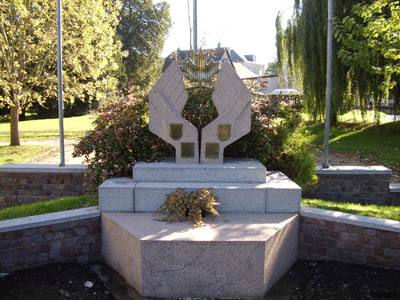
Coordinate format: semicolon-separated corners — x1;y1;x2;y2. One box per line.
200;63;251;164
101;212;299;299
149;61;199;163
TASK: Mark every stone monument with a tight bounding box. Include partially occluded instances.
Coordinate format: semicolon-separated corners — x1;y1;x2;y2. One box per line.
149;52;251;164
99;50;302;299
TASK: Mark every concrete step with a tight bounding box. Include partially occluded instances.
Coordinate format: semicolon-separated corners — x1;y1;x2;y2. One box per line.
99;171;301;213
133;159;267;183
102;212;299;299
390;183;400;193
135;181;268;212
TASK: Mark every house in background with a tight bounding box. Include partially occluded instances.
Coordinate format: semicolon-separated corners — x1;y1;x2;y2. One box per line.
162;47;265;80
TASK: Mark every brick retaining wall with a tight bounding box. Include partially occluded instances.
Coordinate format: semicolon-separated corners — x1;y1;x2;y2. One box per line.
0;164;88;209
305;166;397;205
299;206;400;270
0;207;100;273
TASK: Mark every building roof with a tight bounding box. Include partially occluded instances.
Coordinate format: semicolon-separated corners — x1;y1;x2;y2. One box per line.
232;62;258;79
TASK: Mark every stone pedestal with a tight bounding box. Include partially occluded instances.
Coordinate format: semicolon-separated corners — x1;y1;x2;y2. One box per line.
102;212;299;299
99;159;302;298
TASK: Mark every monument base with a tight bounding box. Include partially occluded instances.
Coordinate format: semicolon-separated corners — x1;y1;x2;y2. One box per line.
99;159;302;214
102;212;299;299
99;159;302;298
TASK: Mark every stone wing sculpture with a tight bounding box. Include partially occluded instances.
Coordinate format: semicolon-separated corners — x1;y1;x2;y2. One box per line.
200;62;251;164
149;61;199;163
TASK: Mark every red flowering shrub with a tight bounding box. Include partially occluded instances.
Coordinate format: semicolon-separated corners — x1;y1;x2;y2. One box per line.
73;86;173;186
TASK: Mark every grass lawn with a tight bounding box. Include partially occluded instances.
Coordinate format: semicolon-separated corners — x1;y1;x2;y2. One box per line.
0;145;53;164
302;198;400;222
0;194;98;221
306;120;400;169
0;115;95;139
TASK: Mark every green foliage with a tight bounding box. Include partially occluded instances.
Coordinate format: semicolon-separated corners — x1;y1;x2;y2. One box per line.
336;0;400;103
225;81;317;190
265;60;278;76
157;188;219;226
117;0;171;89
73;86;173;186
0;195;98;221
0;0;124;145
302;198;400;221
279;0;400;125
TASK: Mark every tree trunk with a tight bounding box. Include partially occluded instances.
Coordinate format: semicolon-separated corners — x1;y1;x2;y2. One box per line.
10;101;20;146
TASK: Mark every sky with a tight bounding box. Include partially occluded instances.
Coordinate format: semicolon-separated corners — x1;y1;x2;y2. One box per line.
158;0;294;67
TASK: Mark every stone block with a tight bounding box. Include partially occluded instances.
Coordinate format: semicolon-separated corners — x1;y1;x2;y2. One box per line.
133;159;266;183
149;61;199;163
134;181;268;213
99;178;135;212
200;63;251;164
102;212;299;299
266;172;301;213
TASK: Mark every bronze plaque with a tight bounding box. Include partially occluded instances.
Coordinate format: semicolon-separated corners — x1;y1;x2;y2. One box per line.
181;143;195;158
169;123;183;140
217;124;231;142
205;143;219;159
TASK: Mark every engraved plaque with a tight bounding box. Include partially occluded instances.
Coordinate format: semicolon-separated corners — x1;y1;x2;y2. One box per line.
169;124;183;140
217;124;231;142
181;143;195;158
205;143;219;159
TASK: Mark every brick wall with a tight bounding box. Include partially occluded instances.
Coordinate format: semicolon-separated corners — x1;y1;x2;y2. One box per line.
299;207;400;270
0;207;100;273
0;164;88;209
305;166;394;205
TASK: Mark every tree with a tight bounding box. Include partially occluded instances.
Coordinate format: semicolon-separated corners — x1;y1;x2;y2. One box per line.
117;0;171;89
278;0;399;125
336;0;400;103
265;60;278;76
0;0;123;145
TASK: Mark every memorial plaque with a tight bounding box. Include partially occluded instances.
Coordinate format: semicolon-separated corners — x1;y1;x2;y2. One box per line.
205;143;219;159
170;124;183;140
217;124;231;142
181;143;195;158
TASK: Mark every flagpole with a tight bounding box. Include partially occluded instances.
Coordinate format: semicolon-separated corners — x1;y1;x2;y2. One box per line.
57;0;65;167
323;0;333;169
193;0;197;53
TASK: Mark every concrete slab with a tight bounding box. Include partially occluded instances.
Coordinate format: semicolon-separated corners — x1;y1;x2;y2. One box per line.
0;164;87;173
390;183;400;193
133;159;266;183
316;165;392;175
101;212;299;299
134;181;268;213
99;178;136;212
266;172;302;213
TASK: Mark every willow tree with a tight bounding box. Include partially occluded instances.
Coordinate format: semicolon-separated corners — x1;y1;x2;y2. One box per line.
276;0;380;125
0;0;123;145
336;0;400;114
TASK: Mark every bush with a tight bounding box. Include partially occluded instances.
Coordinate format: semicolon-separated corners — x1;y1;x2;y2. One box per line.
157;188;219;226
74;81;317;190
73;86;173;186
